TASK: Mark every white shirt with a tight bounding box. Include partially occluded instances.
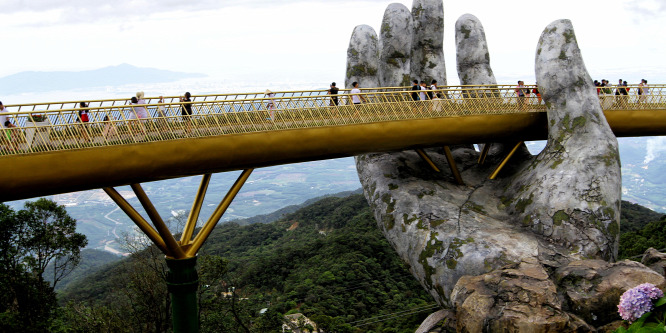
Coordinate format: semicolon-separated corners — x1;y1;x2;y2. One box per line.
351;88;362;104
134;99;148;119
0;107;8;128
419;86;427;100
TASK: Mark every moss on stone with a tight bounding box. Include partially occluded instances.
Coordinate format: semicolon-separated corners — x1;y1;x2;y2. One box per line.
404;214;418;225
607;219;620;238
381;193;395;214
428;61;437;69
553;210;569;226
466;202;487;215
563;30;576;44
550;158;564;169
572;116;586;129
382;22;392;38
514;194;533;213
574;76;586;88
431;220;446;228
401;224;407;232
559;50;567;60
419;232;443;289
459;25;471;39
401;74;411;86
388;183;399;190
386;57;399;67
347;64;377;79
599;145;621;167
384;215;396;230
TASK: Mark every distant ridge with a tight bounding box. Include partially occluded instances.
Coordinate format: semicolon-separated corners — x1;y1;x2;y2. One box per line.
0;63;206;94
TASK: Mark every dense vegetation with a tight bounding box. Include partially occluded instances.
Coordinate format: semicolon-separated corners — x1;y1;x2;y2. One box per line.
0;199;87;332
5;193;666;332
59;194;433;332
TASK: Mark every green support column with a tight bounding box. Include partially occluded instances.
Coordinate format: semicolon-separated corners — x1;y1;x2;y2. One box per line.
166;256;199;333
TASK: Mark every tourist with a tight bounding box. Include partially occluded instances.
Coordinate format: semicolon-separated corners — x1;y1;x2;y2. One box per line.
419;81;428;101
533;84;542;104
129;97;147;136
619;81;629;107
134;92;149;120
156;96;168;130
78;102;91;142
615;79;624;96
0;101;18;150
180;92;193;133
350;82;366;105
428;80;438;100
594;80;600;95
327;82;339;106
638;79;649;104
265;89;277;120
515;80;527;111
411;80;420;101
101;114;118;140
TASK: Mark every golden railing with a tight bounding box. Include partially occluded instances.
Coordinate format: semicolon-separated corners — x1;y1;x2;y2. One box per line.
1;84;664;156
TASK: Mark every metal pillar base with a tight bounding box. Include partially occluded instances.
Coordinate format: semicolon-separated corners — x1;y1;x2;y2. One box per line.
166;256;199;333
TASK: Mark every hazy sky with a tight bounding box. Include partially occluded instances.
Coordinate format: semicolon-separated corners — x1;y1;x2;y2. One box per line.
1;0;665;86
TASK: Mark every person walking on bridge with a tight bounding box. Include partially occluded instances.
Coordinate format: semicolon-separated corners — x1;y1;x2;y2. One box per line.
327;82;339;106
350;82;366;118
180;92;193;134
515;81;528;111
0;101;18;151
265;89;277;120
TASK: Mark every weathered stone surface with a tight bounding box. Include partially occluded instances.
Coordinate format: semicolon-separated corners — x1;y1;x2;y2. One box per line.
378;4;412;87
410;0;446;85
415;309;453;333
349;3;634;331
641;247;666;276
450;258;592;332
345;25;380;89
555;259;666;326
506;20;621;262
455;13;530;159
455;14;496;86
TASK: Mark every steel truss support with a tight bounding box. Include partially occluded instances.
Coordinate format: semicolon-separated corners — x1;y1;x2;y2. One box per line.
443;146;465;186
416;148;441;173
478;143;491;165
103;168;254;333
489;142;524;180
415;147;465;186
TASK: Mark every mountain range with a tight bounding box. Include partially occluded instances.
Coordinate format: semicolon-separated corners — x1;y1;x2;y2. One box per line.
0;63;206;94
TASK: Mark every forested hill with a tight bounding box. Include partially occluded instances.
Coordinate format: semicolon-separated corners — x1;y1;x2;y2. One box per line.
59;194;435;332
57;193;666;332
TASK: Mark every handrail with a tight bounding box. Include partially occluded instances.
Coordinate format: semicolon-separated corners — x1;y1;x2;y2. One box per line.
1;85;664;157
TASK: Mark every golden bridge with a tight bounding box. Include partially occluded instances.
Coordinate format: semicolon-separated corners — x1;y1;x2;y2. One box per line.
3;83;665;332
2;84;665;259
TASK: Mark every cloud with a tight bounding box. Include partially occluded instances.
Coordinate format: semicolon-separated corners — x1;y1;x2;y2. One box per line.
623;0;666;18
0;0;390;25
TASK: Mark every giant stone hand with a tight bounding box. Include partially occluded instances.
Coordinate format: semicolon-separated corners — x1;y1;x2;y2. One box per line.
347;1;664;330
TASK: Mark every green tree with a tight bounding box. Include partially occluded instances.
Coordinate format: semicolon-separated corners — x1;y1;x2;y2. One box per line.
0;199;87;332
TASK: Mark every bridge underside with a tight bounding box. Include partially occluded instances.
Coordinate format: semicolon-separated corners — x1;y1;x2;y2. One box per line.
2;109;664;202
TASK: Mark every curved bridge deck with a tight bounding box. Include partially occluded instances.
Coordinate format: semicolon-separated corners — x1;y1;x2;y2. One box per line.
2;84;665;201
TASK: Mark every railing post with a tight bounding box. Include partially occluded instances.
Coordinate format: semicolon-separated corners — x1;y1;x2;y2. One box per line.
166;256;199;333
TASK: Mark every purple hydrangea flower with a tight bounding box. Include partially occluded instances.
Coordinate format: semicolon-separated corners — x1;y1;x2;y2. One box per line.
617;283;664;323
